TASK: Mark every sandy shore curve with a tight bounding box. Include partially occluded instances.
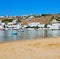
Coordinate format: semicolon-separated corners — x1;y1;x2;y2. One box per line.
0;37;60;59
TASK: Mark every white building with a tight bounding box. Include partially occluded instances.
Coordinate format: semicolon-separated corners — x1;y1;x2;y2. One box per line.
12;23;22;30
1;23;5;26
28;22;40;27
51;23;60;29
0;24;4;29
7;22;13;28
48;19;60;29
28;22;45;28
12;25;20;30
38;23;45;28
26;16;35;20
0;23;5;29
22;25;28;28
12;19;17;24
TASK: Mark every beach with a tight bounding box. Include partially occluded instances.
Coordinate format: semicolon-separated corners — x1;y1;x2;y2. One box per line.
0;37;60;59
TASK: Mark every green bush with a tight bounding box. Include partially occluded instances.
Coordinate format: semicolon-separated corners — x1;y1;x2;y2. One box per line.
44;24;47;28
2;19;13;22
26;26;39;29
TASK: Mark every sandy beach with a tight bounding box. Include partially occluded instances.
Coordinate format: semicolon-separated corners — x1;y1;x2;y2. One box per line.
0;37;60;59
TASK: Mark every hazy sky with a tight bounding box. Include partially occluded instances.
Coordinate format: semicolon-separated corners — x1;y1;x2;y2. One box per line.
0;0;60;16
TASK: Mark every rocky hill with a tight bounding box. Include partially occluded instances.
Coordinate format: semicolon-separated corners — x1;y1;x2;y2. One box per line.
1;14;60;25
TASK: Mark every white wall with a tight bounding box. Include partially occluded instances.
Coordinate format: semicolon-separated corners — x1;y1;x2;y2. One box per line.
28;22;40;27
28;22;45;27
48;23;60;29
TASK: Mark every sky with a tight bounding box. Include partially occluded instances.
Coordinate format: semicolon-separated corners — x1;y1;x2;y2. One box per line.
0;0;60;16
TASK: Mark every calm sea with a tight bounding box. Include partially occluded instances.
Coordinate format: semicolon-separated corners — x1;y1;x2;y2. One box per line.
0;29;60;42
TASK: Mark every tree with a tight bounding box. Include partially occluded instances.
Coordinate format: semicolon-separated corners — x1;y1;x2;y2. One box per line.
2;19;13;24
41;14;52;17
44;24;47;28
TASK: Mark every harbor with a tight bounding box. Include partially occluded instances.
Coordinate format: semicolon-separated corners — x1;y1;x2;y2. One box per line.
0;29;60;42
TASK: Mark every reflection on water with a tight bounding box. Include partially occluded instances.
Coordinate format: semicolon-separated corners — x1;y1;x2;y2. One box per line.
0;29;60;42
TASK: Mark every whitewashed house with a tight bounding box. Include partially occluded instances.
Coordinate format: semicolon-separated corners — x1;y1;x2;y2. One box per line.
18;23;22;28
12;25;20;30
38;23;45;28
47;24;52;29
50;23;60;29
28;22;45;28
0;24;4;29
12;19;17;24
22;25;28;28
1;23;5;26
12;23;22;30
0;23;5;29
48;19;60;29
7;22;13;28
26;16;35;20
28;22;40;27
0;22;5;29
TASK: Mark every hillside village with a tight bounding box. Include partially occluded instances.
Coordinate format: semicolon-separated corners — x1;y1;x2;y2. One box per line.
0;14;60;30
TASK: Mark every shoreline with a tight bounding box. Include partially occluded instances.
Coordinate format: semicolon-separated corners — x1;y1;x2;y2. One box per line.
0;37;60;59
0;36;59;43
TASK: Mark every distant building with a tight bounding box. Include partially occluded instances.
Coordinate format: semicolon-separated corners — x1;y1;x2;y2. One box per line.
48;19;60;29
28;22;45;27
7;22;13;28
26;15;35;20
28;22;40;27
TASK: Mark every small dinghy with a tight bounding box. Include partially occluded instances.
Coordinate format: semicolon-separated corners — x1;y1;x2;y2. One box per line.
12;32;17;35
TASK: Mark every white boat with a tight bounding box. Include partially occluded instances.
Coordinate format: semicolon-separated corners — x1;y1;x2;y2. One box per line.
4;28;9;30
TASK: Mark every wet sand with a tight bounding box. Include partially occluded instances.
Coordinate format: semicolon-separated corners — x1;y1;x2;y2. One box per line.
0;37;60;59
